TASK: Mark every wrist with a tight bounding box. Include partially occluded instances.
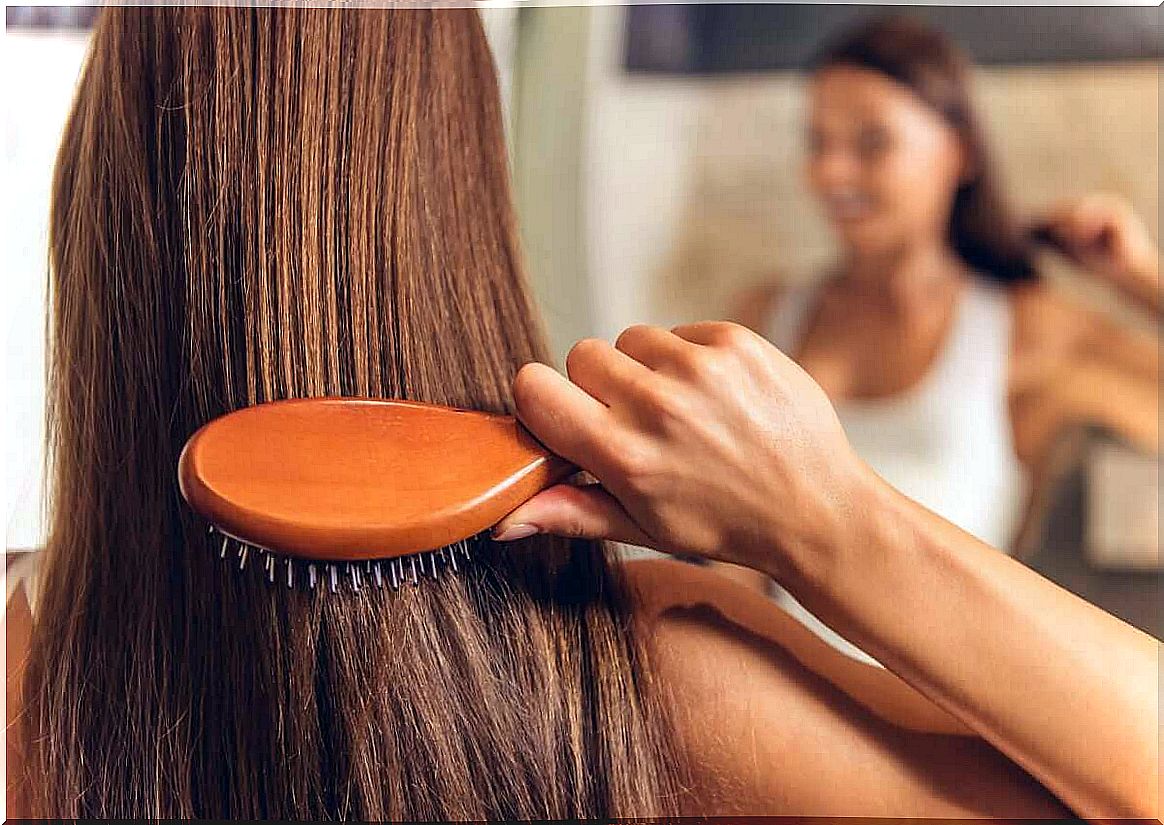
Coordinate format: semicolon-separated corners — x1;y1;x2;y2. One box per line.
760;455;887;596
772;466;943;662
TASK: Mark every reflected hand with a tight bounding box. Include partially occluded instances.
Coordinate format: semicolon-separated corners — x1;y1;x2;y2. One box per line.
1037;193;1158;288
493;322;870;583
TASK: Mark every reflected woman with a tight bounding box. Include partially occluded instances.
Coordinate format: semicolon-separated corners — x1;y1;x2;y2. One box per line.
729;17;1160;661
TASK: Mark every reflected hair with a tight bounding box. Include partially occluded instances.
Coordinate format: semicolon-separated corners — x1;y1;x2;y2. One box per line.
22;7;686;819
815;16;1038;283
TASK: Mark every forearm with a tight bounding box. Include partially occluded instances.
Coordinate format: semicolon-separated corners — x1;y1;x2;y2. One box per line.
503;321;1160;816
773;471;1160;818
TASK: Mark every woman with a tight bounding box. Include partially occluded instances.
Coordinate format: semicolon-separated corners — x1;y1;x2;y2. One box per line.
726;17;1161;660
495;321;1158;818
4;7;1149;820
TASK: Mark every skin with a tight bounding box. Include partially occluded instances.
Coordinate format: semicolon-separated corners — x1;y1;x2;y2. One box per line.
622;558;1068;817
493;321;1159;818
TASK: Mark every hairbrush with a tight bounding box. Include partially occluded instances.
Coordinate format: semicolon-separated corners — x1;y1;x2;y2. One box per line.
178;397;574;592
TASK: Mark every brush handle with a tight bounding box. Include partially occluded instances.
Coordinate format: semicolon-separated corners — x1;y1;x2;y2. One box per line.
179;397;577;561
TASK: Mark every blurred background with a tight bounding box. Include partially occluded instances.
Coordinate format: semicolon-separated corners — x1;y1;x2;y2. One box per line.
507;5;1158;349
6;4;1160;640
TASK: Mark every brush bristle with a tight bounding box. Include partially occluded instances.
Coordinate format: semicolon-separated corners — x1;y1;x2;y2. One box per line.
207;525;480;593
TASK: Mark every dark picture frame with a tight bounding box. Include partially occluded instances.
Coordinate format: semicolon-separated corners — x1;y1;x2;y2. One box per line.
626;4;1163;74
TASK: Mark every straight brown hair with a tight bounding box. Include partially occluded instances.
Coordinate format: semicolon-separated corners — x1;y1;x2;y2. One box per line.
21;7;685;819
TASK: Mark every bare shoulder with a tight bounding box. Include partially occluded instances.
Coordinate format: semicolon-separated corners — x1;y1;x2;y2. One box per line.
620;556;969;735
1008;279;1153;396
1010;281;1094;358
618;557;1068;817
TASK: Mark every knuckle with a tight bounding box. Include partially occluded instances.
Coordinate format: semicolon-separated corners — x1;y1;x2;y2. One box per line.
695;323;728;347
614;324;655;352
696;343;744;382
694;321;751;352
611;439;653;482
676;352;722;389
566;337;606;374
717;321;758;351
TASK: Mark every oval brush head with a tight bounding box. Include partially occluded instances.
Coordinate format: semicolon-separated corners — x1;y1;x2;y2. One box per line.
178;398;574;571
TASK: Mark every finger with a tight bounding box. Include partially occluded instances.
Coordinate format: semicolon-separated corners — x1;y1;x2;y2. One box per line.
1071;200;1122;250
512;362;614;473
670;321;721;346
1070;201;1110;236
614;324;696;374
670;320;779;362
564;337;655;406
1045;199;1109;248
491;483;656;549
669;320;744;348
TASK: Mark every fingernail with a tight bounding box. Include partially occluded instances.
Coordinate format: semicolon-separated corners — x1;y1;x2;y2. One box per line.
492;523;539;542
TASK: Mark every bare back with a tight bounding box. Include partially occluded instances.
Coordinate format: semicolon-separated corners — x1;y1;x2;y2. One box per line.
621;556;1071;817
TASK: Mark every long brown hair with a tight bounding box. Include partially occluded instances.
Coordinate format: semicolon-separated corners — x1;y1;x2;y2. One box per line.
815;16;1038;283
23;7;685;819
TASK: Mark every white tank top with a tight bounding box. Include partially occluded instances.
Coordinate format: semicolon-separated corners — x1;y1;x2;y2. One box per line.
764;278;1028;666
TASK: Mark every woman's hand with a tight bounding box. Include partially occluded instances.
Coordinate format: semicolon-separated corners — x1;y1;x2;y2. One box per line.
498;322;1160;819
493;322;870;584
1037;193;1160;315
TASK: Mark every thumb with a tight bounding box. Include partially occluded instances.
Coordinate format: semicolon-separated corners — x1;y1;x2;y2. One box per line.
491;484;656;549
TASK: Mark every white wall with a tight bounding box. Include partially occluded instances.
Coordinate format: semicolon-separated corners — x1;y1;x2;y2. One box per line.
5;31;91;552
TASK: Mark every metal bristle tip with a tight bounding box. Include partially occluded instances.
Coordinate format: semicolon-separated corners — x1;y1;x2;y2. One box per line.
207;526;484;592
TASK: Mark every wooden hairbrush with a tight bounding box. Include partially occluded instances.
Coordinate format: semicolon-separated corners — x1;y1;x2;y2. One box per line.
178;397;575;591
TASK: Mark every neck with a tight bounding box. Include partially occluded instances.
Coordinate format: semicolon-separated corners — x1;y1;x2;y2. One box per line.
842;242;966;313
